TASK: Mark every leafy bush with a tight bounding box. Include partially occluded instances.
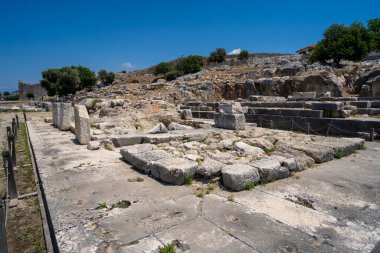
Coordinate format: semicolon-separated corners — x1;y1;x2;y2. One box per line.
3;91;10;96
208;48;227;63
4;94;20;101
40;66;96;96
238;50;250;60
176;55;203;74
98;69;115;85
309;22;372;65
165;70;181;81
26;92;34;99
154;62;173;75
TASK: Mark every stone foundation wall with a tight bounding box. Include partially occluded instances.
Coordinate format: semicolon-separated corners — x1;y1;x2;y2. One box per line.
18;81;47;100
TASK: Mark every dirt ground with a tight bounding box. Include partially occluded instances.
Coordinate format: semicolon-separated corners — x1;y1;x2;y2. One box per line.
0;112;46;253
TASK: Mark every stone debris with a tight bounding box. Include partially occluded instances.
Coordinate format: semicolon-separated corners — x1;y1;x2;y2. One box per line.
214;112;246;130
168;122;194;131
87;141;100;150
148;123;168;134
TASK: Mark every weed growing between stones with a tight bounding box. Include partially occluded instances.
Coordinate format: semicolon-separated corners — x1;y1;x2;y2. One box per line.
245;182;255;191
184;173;193;185
95;202;107;210
359;144;366;150
104;144;114;151
334;151;343;159
227;194;235;202
160;242;175;253
128;177;144;182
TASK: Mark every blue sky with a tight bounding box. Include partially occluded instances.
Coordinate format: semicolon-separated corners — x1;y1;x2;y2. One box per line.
0;0;379;92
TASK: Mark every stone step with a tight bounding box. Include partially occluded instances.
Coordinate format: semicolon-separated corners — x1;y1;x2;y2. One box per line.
247;108;323;118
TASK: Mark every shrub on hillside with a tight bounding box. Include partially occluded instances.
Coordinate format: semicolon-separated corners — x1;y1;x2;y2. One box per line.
165;70;182;81
98;69;115;85
238;50;249;60
5;94;20;101
176;55;204;74
153;62;173;75
208;48;227;63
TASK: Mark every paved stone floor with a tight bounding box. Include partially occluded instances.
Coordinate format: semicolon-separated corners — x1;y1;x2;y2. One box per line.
27;118;380;253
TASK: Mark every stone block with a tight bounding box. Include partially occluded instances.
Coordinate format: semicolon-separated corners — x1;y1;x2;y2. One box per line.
214;112;246;130
371;101;380;108
357;108;380;115
197;157;224;178
58;103;73;131
111;134;143;147
247;108;323;118
310;102;344;111
168;122;194;131
292;92;316;99
222;164;260;191
181;109;193;120
148;123;168;134
233;142;266;159
148;157;198;185
250;159;285;182
52;102;60;127
87;141;100;150
346;101;371;108
121;145;171;174
74;105;91;145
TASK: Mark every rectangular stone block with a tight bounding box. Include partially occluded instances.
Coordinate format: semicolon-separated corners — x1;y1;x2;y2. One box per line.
214;113;246;130
371;101;380;108
58;103;73;131
52;102;60;126
346;101;371;108
111;134;143;147
292;92;316;99
247;108;323;118
311;102;344;111
74;105;91;145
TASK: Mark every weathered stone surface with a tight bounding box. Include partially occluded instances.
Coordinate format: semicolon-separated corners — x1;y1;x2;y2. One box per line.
52;102;60;126
44;117;53;123
148;123;168;134
148;157;197;185
222;164;260;191
214;112;246;130
111;134;143;147
87;141;100;150
58;103;73;131
311;102;344;111
197;157;224;178
122;146;171;174
250;159;286;182
272;141;314;171
245;138;274;151
168;122;194;131
233;142;266;158
74;105;91;145
181;109;193;120
292;92;316;99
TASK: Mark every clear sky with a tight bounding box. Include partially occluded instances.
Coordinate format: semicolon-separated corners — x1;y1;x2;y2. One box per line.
0;0;379;92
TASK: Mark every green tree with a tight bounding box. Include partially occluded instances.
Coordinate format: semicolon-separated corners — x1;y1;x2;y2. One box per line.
208;48;227;63
153;62;173;75
3;91;10;96
176;55;204;74
26;92;34;100
57;67;81;95
368;18;380;50
238;50;249;61
309;22;371;65
72;66;97;90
